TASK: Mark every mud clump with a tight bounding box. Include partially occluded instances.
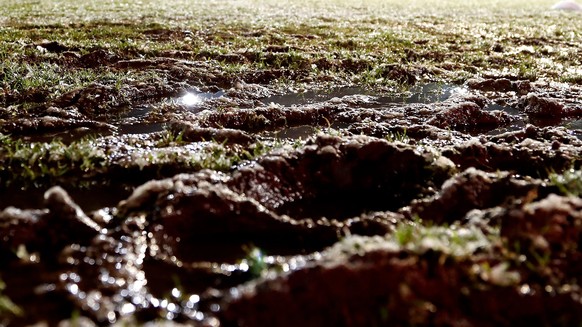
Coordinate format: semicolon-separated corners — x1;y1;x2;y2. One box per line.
0;186;100;259
34;41;76;53
119;135;445;262
54;82;176;120
80;49;120;68
466;78;531;95
519;94;565;118
222;249;480;327
230;135;444;216
442;125;582;177
405;168;541;224
468;77;514;92
500;194;582;279
220;192;582;327
0;116;115;136
171;121;255;144
427;101;512;130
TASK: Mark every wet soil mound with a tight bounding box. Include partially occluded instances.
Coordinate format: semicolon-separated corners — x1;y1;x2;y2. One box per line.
220;193;582;327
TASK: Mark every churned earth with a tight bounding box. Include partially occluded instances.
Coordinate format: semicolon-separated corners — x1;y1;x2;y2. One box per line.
0;0;581;326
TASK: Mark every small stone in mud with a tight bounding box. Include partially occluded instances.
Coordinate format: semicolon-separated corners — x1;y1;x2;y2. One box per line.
405;168;541;224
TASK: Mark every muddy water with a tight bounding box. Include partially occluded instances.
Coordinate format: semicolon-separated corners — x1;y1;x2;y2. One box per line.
261;83;543;140
262;83;464;106
116;83;577;140
118;89;224;135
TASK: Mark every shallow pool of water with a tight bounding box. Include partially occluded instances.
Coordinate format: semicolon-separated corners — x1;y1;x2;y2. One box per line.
261;83;467;106
119;89;224;135
175;89;225;107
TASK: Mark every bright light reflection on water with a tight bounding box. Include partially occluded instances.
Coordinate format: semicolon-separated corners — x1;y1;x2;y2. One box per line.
179;92;203;106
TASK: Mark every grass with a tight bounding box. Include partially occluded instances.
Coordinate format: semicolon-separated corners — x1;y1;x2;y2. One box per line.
0;0;579;98
385;129;409;143
549;168;582;197
240;246;268;279
0;130;297;188
0;134;106;187
333;220;495;259
0;278;21;317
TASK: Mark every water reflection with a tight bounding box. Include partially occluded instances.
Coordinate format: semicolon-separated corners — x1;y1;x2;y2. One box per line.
260;83;468;107
484;103;521;115
176;89;224;107
120;89;224;135
403;83;467;103
179;92;204;106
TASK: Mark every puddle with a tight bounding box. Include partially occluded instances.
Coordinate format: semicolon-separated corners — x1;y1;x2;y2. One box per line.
261;84;582;140
564;118;582;139
126;89;224;117
262;87;367;106
120;89;224;135
261;83;467;106
177;89;224;106
125;105;151;119
565;118;582;130
399;83;467;104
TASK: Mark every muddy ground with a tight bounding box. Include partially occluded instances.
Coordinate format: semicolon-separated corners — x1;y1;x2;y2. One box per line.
0;0;581;326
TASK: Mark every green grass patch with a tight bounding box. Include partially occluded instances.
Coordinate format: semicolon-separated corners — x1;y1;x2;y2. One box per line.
549;168;582;197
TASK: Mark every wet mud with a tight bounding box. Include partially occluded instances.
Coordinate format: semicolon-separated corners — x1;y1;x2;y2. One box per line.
1;32;582;327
